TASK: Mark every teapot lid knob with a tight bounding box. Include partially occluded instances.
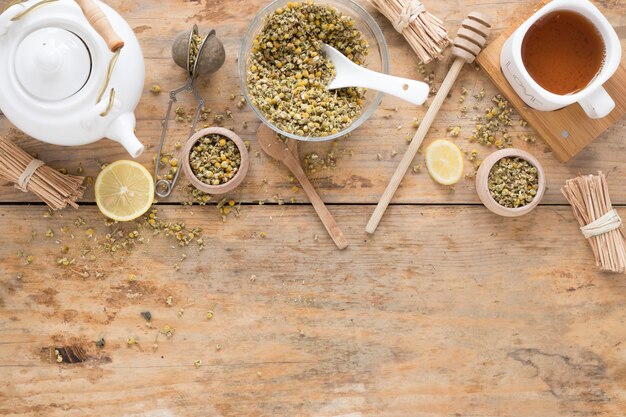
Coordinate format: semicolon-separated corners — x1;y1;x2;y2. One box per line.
37;44;62;73
15;27;92;101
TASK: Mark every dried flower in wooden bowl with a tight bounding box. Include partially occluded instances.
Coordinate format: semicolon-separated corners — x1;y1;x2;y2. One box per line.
182;128;250;195
476;148;546;217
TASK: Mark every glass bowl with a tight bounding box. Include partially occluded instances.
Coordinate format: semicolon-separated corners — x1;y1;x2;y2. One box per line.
238;0;390;142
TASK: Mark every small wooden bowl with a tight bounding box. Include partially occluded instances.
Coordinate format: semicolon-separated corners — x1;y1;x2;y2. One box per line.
182;127;250;195
476;148;546;217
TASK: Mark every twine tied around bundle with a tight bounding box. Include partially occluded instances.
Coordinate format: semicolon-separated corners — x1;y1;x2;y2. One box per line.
580;209;622;239
370;0;450;64
16;159;44;192
0;136;85;210
392;0;426;33
562;172;626;274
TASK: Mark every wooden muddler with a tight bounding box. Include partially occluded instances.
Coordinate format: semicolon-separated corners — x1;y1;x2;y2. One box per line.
75;0;124;52
366;12;491;234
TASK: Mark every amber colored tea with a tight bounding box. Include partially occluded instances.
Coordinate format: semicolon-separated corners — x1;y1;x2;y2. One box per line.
521;10;605;95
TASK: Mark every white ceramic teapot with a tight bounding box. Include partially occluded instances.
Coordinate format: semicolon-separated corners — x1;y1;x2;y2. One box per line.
0;0;145;157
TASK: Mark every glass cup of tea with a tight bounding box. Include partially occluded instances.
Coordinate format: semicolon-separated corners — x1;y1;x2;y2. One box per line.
500;0;621;119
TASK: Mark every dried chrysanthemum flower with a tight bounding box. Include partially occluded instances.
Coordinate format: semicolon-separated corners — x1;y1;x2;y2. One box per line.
488;157;539;208
247;2;368;137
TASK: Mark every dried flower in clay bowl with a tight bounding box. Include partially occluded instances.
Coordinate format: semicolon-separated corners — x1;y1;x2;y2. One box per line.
476;148;546;217
182;128;250;195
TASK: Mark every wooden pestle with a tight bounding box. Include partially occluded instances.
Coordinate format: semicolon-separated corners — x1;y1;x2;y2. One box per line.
366;12;491;234
75;0;125;52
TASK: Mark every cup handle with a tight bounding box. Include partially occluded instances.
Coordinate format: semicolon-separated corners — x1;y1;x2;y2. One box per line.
578;86;615;119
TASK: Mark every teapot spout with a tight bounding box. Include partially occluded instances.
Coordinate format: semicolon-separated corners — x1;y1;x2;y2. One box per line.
105;113;144;158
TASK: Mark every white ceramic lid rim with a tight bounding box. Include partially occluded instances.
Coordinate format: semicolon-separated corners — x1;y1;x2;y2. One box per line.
0;0;145;155
14;27;92;101
508;0;622;104
0;0;145;153
0;1;109;145
0;10;107;114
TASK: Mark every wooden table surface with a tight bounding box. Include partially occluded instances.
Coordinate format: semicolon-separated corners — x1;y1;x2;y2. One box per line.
1;0;625;416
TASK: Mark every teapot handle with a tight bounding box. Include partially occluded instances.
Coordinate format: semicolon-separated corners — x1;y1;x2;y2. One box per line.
74;0;124;52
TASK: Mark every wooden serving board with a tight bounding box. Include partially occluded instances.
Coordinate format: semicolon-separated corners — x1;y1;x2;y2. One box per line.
476;0;626;163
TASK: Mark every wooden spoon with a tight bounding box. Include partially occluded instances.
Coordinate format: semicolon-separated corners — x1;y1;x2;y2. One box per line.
257;124;348;250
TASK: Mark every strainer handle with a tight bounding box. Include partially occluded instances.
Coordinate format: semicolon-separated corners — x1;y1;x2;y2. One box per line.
75;0;124;52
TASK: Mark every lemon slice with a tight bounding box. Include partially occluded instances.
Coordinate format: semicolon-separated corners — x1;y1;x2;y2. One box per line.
95;160;154;222
425;140;464;185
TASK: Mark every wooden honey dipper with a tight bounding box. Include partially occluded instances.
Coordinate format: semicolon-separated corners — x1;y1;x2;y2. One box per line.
366;12;491;234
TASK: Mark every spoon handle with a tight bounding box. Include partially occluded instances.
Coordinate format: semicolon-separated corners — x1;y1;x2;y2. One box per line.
330;68;430;106
283;158;349;250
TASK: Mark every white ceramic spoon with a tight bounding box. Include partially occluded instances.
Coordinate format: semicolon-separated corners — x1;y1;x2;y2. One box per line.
323;44;430;106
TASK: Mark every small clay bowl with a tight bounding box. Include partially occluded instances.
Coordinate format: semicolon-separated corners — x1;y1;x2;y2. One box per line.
182;127;250;195
476;148;546;217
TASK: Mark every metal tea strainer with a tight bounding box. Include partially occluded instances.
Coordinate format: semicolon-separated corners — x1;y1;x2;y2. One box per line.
154;25;225;198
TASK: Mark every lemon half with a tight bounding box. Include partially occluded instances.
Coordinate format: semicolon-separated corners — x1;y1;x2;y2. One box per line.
95;160;154;222
425;140;464;186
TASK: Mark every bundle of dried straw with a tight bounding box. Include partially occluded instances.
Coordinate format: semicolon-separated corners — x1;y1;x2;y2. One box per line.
561;172;626;274
369;0;449;64
0;136;85;210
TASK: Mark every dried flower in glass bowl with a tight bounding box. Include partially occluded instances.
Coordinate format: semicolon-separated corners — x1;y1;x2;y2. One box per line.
239;0;390;142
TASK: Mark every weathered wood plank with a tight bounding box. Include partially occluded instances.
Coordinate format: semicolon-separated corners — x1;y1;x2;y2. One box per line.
1;206;625;416
2;1;626;416
0;0;624;205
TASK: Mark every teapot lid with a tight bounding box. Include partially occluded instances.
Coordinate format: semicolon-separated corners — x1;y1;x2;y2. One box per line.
15;27;91;101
